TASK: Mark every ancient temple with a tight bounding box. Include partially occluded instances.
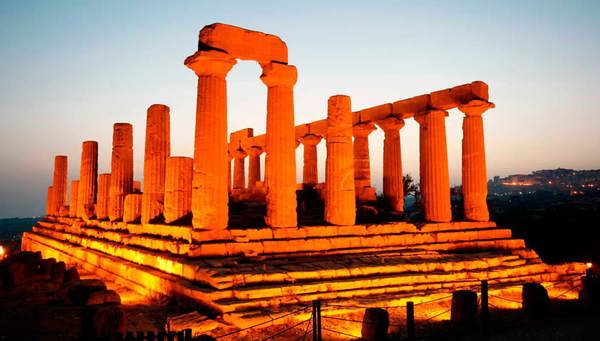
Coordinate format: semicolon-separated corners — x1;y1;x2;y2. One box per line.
23;23;585;335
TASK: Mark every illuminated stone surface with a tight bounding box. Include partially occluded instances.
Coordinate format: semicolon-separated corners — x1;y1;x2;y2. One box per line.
299;134;322;186
231;148;247;190
377;116;405;213
141;104;171;224
108;123;133;221
415;110;452;222
186;50;236;230
353;122;377;202
247;147;263;190
52;155;68;215
69;180;79;218
46;186;54;216
459;100;494;222
123;194;142;223
164;157;193;224
28;24;588;337
325;95;356;225
261;62;298;228
77;141;98;219
96;174;111;220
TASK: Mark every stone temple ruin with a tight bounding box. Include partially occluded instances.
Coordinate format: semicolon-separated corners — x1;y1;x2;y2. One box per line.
24;23;585;335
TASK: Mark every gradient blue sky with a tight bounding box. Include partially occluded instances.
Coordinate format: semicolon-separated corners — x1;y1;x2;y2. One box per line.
1;1;599;217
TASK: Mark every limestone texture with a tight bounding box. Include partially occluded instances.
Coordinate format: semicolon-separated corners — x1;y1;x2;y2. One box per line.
108;123;133;221
141;104;171;224
377;116;405;213
164;157;193;224
77;141;98;219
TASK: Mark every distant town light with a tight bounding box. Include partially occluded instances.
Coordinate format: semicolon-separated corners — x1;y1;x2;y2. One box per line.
587;262;593;269
0;245;5;259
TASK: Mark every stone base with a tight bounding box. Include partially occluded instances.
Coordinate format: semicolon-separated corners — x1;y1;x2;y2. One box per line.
22;216;586;335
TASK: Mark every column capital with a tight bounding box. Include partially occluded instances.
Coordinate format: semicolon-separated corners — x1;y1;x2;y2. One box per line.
230;147;247;159
247;146;263;157
414;109;448;125
185;50;237;77
376;115;405;132
458;99;495;117
260;62;297;87
299;133;323;146
353;122;376;138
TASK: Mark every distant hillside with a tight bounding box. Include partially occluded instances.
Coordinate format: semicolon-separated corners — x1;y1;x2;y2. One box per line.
0;217;39;243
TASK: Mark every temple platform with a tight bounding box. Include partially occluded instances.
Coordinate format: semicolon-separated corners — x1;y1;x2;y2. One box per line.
22;217;586;334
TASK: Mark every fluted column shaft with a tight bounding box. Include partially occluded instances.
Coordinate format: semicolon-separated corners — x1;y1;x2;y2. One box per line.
96;174;111;220
109;123;133;221
352;123;376;189
377;116;405;213
46;186;54;216
247;147;263;190
261;63;298;228
415;110;451;222
52;155;68;215
232;149;247;190
299;134;322;186
141;104;171;224
123;194;142;223
185;50;236;230
77;141;98;218
459;100;494;221
325;95;356;225
164;157;193;224
69;180;79;218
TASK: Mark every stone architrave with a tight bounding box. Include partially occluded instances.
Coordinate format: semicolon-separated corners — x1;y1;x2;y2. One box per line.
96;174;111;220
164;157;193;224
325;95;356;225
185;50;236;230
69;180;79;218
231;148;247;190
376;116;405;213
108;123;133;221
458;100;494;221
123;194;142;223
261;62;298;228
415;110;451;222
77;141;98;219
141;104;171;224
247;146;263;190
52;155;68;215
299;134;322;187
352;122;376;202
46;186;54;216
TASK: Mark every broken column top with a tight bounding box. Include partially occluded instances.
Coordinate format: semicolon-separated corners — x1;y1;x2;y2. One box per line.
198;23;288;65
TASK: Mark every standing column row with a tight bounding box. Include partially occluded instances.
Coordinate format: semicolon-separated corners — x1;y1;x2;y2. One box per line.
52;155;68;215
377;116;405;214
77;141;98;219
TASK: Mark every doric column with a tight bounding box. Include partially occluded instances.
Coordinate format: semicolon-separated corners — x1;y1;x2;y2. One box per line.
325;95;356;225
299;134;322;187
260;62;298;228
52;155;68;215
164;157;193;224
141;104;171;224
108;123;133;221
376;116;405;213
458;100;494;221
46;186;54;216
69;180;79;218
231;148;247;190
185;50;236;230
123;194;142;223
247;146;263;190
415;110;452;222
353;122;377;202
77;141;98;219
96;173;110;220
227;151;232;193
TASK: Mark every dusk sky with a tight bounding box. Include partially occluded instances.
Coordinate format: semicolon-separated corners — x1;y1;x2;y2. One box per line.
1;1;599;218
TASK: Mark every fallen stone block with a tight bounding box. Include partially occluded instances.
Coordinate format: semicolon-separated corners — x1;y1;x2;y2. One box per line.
67;279;107;305
86;289;121;306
